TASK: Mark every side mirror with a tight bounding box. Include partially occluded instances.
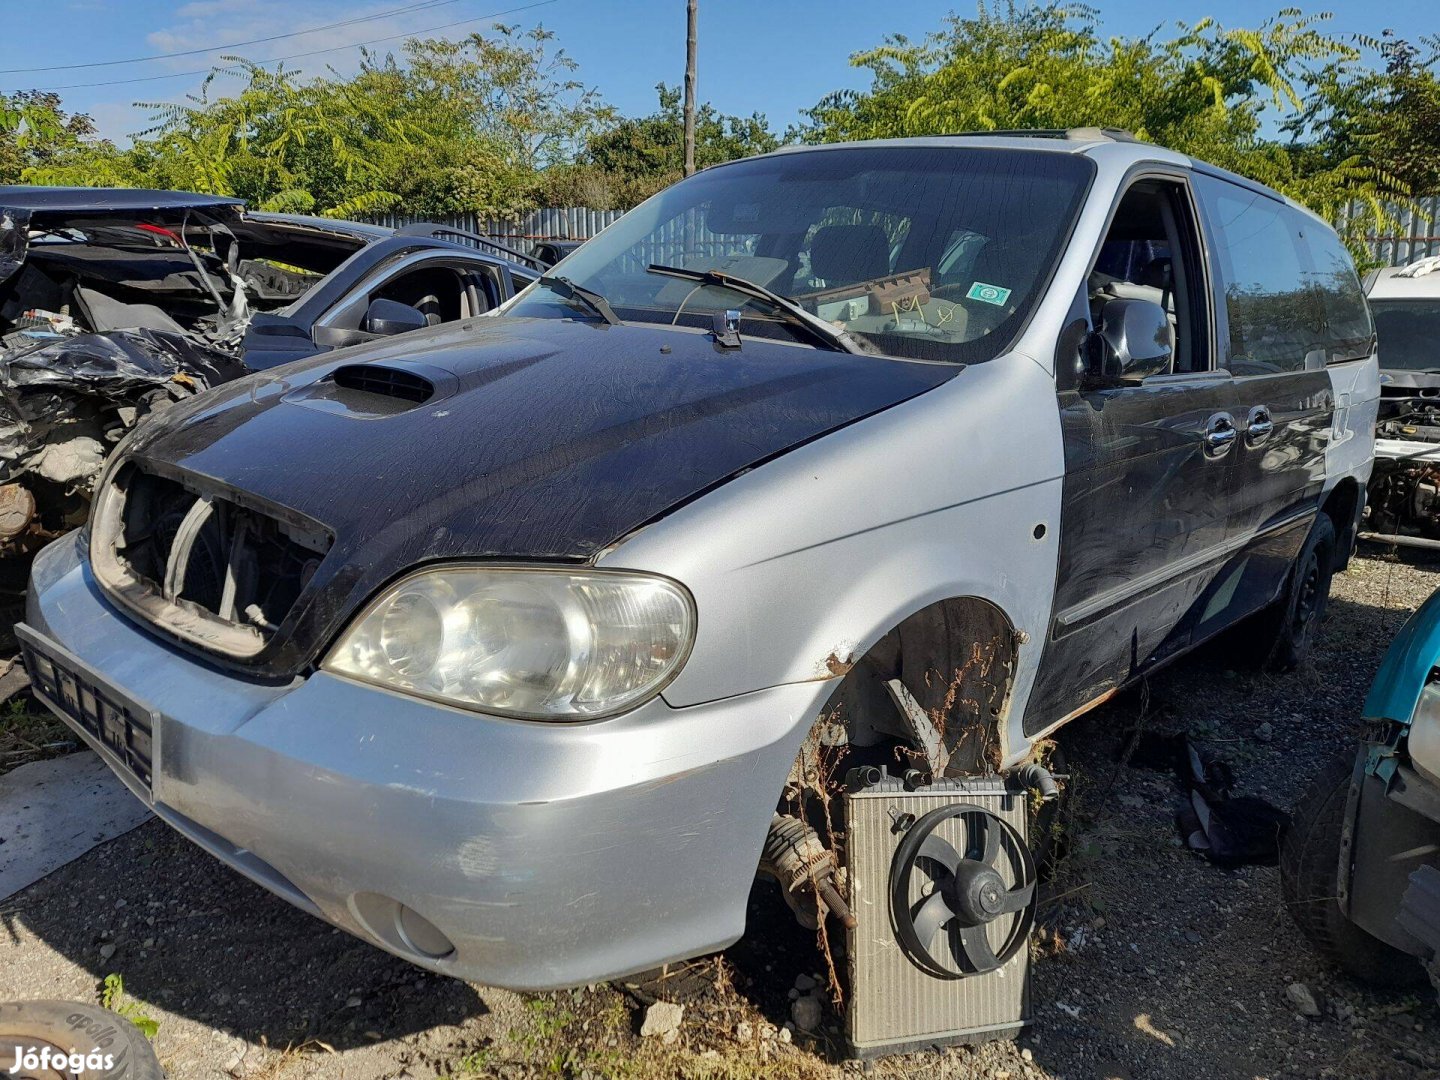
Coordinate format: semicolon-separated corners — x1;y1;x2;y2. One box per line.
1088;298;1174;384
362;298;428;337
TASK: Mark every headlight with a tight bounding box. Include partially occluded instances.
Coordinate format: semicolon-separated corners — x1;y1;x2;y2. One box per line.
1410;681;1440;787
323;566;695;720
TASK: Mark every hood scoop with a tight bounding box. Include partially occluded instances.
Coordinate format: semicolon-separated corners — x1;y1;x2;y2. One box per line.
283;361;453;418
332;363;435;404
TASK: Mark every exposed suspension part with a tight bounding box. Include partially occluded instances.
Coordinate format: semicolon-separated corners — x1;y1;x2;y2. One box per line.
759;812;856;930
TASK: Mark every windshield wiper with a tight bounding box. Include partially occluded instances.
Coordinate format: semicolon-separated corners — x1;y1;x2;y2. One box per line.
539;275;619;325
646;264;873;355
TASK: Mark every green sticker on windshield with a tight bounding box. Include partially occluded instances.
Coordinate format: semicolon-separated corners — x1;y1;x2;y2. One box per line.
967;281;1011;306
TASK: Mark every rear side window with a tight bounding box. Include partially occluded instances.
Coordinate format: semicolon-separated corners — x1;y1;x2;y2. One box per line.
1196;175;1373;373
1303;226;1374;363
1195;177;1320;375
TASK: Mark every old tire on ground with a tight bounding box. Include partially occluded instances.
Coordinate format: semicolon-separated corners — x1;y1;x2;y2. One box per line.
1280;753;1425;988
619;957;719;1005
0;1001;162;1080
1248;514;1336;672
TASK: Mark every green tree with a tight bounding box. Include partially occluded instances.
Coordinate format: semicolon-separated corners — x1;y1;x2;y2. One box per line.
1376;36;1440;195
794;3;1405;257
25;23;610;220
26;60;405;215
0;92;121;185
545;83;780;209
401;25;611;172
18;3;1429;246
1294;31;1440;198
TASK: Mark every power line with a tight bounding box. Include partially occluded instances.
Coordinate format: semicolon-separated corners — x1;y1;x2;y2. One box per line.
9;0;561;92
0;0;467;75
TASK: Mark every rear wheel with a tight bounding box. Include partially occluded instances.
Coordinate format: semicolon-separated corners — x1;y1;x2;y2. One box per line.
1245;514;1336;672
1280;753;1426;987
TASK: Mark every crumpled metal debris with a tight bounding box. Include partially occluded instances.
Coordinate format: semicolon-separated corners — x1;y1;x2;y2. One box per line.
0;327;244;398
0;328;247;590
0;209;30;285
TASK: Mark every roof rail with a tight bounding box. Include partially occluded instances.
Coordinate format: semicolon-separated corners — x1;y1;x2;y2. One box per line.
945;127;1144;144
395;222;545;271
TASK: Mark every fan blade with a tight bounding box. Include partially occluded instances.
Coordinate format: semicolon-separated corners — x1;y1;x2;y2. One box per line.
960;923;1000;972
998;881;1034;914
916;832;962;874
976;814;1000;865
911;890;952;948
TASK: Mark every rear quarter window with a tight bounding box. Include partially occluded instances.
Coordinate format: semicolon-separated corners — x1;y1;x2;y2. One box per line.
1302;225;1374;363
1195;174;1372;373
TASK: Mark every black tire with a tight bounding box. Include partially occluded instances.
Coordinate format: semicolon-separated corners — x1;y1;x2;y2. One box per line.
1280;753;1426;988
0;1001;163;1080
618;957;718;1005
1249;514;1336;672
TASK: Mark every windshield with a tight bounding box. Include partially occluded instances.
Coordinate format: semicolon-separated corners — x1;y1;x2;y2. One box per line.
1372;299;1440;372
510;146;1094;363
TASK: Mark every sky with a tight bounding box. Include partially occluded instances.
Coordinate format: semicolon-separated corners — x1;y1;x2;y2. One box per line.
2;0;1434;144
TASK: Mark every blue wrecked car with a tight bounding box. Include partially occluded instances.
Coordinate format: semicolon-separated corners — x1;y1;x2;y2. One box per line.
1283;590;1440;998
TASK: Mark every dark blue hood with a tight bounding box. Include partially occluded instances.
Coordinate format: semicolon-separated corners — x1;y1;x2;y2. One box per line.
117;315;958;674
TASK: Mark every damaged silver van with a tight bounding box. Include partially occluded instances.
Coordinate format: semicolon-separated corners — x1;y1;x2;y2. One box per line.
20;130;1376;992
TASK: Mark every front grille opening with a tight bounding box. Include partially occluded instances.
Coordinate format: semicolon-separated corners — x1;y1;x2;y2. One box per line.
105;466;331;655
331;364;434;404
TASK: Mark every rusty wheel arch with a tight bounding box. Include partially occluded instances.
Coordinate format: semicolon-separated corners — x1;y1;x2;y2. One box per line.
815;596;1021;776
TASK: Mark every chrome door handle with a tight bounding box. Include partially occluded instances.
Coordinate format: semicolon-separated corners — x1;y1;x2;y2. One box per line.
1203;413;1237;460
1246;405;1274;447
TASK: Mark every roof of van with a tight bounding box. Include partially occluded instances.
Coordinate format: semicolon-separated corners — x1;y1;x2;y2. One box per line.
757;129;1184;162
748;129;1312;220
1367;257;1440;299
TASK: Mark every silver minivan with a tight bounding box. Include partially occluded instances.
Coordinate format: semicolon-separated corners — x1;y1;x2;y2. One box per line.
21;129;1377;990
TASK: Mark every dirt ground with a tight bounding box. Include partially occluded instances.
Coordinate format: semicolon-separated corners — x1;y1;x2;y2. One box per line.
2;546;1438;1080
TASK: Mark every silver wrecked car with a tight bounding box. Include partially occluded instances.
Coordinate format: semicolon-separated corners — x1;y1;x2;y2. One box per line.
20;130;1376;991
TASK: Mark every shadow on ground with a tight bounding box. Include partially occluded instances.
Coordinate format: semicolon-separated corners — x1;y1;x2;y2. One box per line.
3;820;486;1051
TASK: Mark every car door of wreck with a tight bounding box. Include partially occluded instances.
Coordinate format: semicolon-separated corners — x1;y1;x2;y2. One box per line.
1023;166;1246;736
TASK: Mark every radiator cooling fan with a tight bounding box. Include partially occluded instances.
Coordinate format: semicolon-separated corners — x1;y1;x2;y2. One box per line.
890;803;1036;979
845;774;1037;1057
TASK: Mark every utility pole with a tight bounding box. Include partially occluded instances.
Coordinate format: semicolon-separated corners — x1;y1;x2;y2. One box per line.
683;0;697;176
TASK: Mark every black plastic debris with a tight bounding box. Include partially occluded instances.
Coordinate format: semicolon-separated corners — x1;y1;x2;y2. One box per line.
1127;730;1291;866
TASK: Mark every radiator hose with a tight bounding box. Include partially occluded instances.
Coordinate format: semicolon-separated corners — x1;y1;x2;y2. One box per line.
1014;762;1060;801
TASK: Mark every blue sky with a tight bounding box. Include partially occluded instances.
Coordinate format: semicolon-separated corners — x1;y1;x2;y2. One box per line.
4;1;1432;143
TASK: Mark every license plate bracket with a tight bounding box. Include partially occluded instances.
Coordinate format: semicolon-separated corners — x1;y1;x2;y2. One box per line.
16;622;159;795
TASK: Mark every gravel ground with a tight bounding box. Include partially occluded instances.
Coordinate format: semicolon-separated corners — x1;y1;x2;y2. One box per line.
1;546;1437;1080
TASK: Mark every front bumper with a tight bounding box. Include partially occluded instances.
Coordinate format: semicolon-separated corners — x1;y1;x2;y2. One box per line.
24;533;830;989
